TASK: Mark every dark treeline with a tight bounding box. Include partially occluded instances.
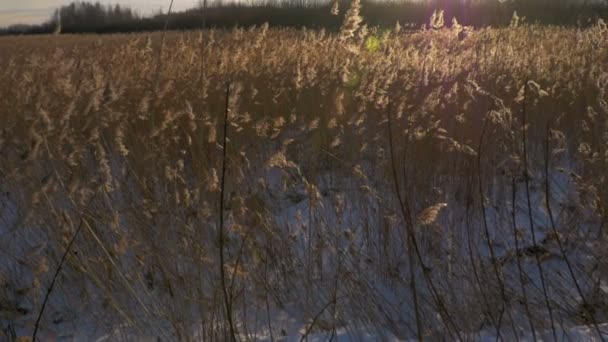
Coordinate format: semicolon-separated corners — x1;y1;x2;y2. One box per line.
1;2;139;35
57;2;138;27
2;0;608;35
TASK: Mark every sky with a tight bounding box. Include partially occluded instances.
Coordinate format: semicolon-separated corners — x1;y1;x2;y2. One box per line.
0;0;198;26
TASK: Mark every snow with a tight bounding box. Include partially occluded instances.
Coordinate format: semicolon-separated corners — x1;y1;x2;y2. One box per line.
2;143;607;341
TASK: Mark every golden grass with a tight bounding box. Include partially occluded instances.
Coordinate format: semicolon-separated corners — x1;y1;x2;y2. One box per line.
1;17;608;340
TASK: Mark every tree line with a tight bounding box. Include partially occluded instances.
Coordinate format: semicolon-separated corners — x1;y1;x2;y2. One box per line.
1;0;608;35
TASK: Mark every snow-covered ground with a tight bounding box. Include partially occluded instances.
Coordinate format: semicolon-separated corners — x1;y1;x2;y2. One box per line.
2;141;607;341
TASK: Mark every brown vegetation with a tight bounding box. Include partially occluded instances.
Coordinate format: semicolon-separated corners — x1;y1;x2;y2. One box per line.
1;12;608;340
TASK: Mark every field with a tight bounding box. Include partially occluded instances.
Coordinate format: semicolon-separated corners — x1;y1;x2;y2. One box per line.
1;10;608;341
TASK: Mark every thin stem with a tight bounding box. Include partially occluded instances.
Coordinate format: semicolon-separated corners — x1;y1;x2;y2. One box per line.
465;176;500;337
521;80;557;341
219;82;237;341
477;118;519;341
387;106;423;341
299;298;336;342
511;177;538;341
32;218;85;341
387;103;462;340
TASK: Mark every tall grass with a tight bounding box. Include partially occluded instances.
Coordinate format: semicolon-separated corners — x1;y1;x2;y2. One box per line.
0;13;608;341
